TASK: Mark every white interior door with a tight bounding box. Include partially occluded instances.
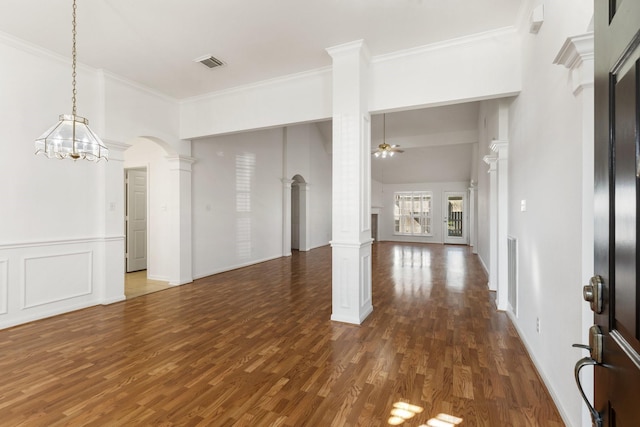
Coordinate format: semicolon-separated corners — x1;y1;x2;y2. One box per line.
126;169;147;272
443;191;467;245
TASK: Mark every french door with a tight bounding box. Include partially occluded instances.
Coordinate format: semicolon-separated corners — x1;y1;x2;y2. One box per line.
443;191;467;245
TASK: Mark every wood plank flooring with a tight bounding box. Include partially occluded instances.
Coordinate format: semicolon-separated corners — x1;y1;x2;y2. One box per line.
125;271;171;299
0;242;564;426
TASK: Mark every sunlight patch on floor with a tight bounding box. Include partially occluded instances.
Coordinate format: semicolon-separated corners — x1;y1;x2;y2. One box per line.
422;413;464;427
387;401;463;427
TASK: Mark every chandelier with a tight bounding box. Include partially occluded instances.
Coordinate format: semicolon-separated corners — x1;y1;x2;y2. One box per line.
34;0;108;161
372;114;403;158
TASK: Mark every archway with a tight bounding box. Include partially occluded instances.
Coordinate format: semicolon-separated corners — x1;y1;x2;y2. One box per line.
291;174;308;251
121;136;194;296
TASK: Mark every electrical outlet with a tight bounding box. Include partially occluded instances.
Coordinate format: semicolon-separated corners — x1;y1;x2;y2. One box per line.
536;317;541;334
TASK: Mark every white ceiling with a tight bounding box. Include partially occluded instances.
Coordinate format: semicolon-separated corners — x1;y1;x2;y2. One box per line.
0;0;524;184
0;0;525;99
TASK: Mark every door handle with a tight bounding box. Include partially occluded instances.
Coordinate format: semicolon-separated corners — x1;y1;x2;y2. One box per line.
573;324;605;427
573;355;603;427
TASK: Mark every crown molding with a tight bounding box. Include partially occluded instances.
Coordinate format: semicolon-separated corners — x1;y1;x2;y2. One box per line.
100;70;179;104
181;66;332;104
372;26;518;64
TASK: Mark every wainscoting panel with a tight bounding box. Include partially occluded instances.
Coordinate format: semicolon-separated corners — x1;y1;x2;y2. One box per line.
0;259;7;315
22;251;93;309
0;237;120;330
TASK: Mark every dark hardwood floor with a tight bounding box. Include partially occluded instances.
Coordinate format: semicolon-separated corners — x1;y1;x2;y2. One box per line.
0;242;563;426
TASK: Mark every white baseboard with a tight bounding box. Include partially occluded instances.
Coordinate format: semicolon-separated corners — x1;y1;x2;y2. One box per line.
505;310;574;427
193;254;284;280
0;300;98;331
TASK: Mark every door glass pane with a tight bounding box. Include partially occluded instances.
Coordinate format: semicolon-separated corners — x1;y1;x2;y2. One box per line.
447;196;463;237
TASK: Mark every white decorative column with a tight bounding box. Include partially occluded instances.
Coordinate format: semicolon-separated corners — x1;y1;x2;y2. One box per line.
483;155;498;292
326;40;373;325
100;140;131;304
554;31;594;427
166;155;196;286
282;178;293;257
298;182;310;251
491;140;509;311
469;181;477;253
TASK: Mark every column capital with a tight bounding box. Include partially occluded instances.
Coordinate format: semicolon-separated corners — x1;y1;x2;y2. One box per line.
326;39;371;63
553;32;594;95
490;139;509;156
103;139;131;162
483;154;498;167
166;155;196;172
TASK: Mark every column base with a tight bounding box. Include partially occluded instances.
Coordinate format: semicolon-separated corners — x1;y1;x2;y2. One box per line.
331;239;373;325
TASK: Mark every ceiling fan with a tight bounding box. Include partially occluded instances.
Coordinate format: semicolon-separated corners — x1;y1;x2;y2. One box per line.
373;114;404;158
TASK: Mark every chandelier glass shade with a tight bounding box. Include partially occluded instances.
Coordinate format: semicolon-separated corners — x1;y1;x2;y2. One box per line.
34;0;108;161
35;115;108;160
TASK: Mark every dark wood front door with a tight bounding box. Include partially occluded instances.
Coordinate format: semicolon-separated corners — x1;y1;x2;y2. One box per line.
593;1;640;425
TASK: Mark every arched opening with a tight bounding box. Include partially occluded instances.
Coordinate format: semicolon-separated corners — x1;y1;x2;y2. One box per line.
122;136;177;298
291;174;308;251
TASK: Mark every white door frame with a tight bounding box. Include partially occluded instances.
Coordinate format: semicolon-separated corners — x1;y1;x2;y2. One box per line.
125;167;148;272
442;191;468;245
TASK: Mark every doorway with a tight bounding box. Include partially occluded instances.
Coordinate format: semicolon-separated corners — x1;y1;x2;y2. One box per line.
291;174;307;251
372;213;379;241
125;168;148;272
124;167;170;299
443;191;467;245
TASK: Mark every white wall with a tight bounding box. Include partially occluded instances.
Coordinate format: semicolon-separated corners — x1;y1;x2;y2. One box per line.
307;124;333;249
377;181;470;244
372;179;384;209
370;28;521;113
506;1;593;426
0;35;113;328
180;69;333;139
180;29;522;140
192;128;284;278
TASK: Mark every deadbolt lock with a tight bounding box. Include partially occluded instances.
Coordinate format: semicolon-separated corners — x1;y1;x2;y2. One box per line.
583;275;604;314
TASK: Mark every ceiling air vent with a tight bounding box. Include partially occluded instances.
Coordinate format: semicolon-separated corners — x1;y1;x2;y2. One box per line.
194;54;225;69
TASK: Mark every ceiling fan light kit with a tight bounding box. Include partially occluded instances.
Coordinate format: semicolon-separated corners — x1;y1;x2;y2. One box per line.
372;114;404;158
